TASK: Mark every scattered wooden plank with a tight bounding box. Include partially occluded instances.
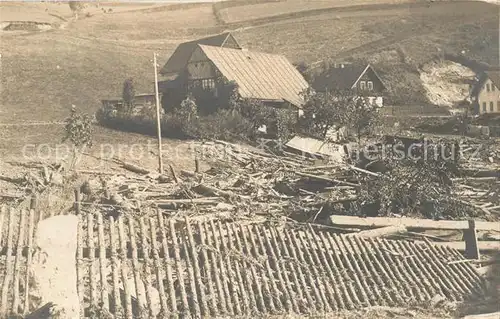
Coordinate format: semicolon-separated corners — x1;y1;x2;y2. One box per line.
11;209;26;314
180;169;196;178
154;197;221;208
128;218;145;314
432;241;500;251
330;215;500;231
296;171;359;188
88;214;96;307
148;217;169;316
461;312;500;319
139;217;154;318
168;164;179;183
97;213;109;311
184;218;207;316
195;184;249;200
1;207;14;314
157;211;177;314
120;161;151;175
118;217;133;319
198;221;221;315
169;219;190;315
109;216;123;316
23;210;35;315
349;165;381;177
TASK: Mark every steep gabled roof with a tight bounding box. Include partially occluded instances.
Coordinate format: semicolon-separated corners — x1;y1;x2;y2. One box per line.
197;45;309;107
470;71;500;98
159;32;240;75
312;63;384;91
486;71;500;90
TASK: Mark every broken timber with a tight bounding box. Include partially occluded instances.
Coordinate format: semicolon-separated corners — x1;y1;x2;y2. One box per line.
330;215;500;231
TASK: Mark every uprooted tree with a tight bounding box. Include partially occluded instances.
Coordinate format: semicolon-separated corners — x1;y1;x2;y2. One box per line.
351;139;472;219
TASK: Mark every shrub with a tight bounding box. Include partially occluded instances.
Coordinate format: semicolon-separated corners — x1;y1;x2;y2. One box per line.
63;106;94;149
273;108;298;141
186;109;255;142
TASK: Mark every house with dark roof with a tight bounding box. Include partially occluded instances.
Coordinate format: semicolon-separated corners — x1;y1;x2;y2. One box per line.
159;32;241;77
159;33;309;113
470;71;500;114
312;63;386;107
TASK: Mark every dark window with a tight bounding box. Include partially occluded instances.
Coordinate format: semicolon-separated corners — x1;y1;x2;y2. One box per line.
188;79;202;90
493;85;496;92
367;81;373;90
486;83;490;92
482;102;487;112
497;101;500;111
490;101;494;112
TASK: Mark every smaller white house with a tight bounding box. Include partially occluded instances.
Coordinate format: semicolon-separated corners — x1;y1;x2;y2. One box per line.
312;63;386;107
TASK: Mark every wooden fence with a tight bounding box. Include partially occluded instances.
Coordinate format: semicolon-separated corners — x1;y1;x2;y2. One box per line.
0;206;491;318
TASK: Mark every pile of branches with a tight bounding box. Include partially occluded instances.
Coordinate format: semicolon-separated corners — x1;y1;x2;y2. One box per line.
79;138;498;222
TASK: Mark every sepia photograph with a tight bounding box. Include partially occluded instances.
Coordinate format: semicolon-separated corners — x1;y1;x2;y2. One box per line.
0;0;499;318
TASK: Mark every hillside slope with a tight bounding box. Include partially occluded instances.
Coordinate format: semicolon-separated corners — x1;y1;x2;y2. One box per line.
0;0;498;153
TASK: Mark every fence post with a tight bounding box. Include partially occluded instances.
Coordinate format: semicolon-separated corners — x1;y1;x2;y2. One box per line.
464;219;480;260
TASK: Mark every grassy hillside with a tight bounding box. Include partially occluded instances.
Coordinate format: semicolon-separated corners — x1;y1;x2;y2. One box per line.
0;0;498;155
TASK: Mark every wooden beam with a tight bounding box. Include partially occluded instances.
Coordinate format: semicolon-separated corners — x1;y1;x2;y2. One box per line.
353;225;406;238
461;312;500;319
432;241;500;252
330;215;500;231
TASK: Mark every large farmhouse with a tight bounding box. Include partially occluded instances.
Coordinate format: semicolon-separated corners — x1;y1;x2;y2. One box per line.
159;32;241;77
158;33;309;112
312;63;386;107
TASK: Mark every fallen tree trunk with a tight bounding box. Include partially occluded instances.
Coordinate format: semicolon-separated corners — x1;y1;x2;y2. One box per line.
296;171;360;188
154;197;221;208
120;162;151;175
195;184;249;200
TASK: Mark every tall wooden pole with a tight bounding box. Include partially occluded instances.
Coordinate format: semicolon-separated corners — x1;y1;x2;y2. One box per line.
153;52;164;174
